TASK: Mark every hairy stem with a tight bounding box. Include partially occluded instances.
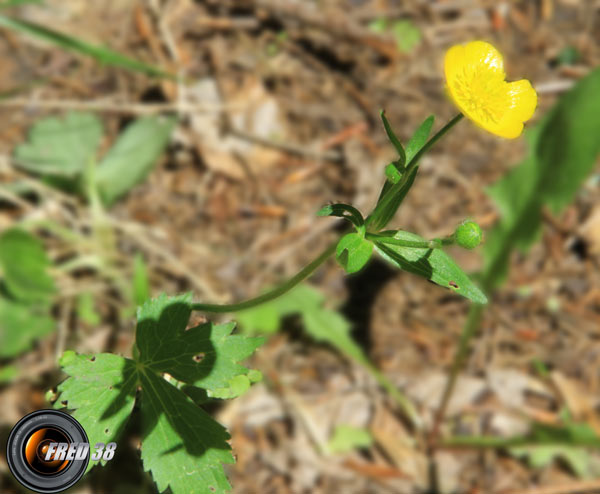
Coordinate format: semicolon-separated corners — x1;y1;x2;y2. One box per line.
190;241;337;313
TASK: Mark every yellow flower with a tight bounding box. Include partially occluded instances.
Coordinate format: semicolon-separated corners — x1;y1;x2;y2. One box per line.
445;41;537;139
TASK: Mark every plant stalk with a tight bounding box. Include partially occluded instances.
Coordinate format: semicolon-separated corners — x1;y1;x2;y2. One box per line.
366;233;454;249
190;241;337;313
430;303;485;442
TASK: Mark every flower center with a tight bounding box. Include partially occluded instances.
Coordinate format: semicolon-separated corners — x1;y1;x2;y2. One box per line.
451;66;508;124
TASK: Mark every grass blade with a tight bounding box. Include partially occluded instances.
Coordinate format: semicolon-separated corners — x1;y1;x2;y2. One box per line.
0;14;172;78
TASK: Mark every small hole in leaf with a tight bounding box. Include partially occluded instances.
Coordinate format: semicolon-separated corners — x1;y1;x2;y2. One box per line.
209;487;215;493
193;353;205;363
109;386;113;390
105;428;109;434
61;400;68;406
448;281;459;289
90;356;96;362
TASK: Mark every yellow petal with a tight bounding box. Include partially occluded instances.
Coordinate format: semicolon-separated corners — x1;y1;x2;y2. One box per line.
444;40;536;139
504;79;537;122
463;41;504;76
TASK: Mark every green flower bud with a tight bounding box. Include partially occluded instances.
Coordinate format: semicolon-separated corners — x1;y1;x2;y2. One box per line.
454;220;483;249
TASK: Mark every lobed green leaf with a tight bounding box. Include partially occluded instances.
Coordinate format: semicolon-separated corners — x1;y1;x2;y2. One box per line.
13;112;102;178
96;116;175;205
57;293;264;494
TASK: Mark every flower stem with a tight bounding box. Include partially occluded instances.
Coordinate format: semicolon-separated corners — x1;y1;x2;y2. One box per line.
367;113;464;232
190;241;337;313
430;303;484;441
366;233;454;249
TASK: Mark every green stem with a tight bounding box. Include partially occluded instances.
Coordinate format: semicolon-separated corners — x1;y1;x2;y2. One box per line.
365;363;422;430
190;242;337;313
406;113;464;173
366;233;454;249
431;303;484;440
441;434;600;449
367;113;464;232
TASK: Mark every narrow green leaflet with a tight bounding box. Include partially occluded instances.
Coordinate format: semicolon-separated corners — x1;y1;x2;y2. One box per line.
0;299;54;358
13;112;102;177
384;161;403;184
0;15;170;77
374;230;487;304
317;203;365;232
405;115;434;163
484;68;600;289
335;233;373;274
380;110;406;166
191;322;264;398
96;116;175;205
370;113;427;231
56;294;264;494
0;228;55;303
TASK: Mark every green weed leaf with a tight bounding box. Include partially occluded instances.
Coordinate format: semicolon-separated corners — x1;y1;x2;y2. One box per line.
96;116;175;205
76;292;101;326
14;112;102;177
56;294;264;493
484;68;600;289
327;424;373;454
238;284;368;365
374;230;487;304
0;228;55;303
0;299;54;358
391;20;421;53
509;421;600;478
138;370;233;494
56;352;137;471
335;233;373;274
132;253;150;307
